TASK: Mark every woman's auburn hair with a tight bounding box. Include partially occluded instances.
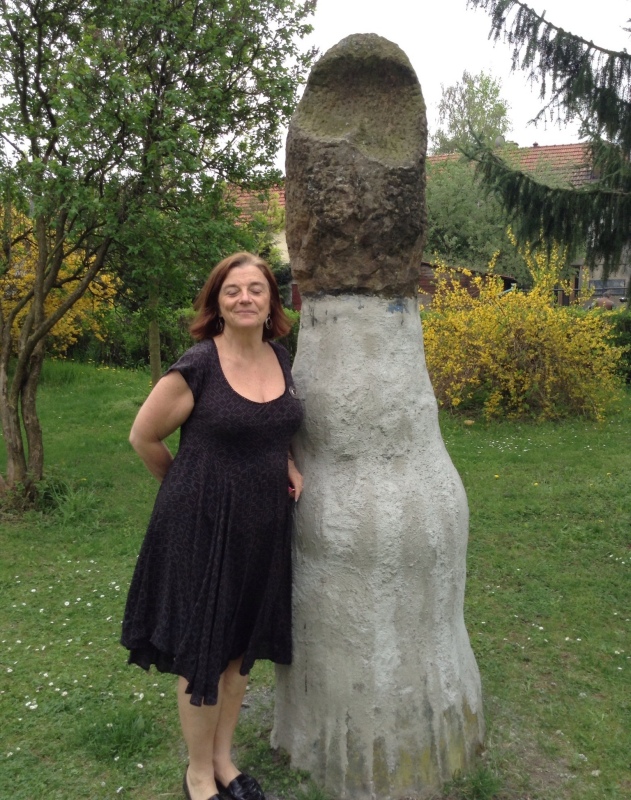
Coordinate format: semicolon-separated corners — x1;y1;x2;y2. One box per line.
190;252;292;342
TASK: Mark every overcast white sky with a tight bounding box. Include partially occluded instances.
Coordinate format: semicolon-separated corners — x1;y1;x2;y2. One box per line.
277;0;631;168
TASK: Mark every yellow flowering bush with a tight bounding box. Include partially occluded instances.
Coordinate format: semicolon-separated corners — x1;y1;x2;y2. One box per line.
0;236;117;356
422;241;625;421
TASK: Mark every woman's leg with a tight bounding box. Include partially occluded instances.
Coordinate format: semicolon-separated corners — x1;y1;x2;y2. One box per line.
213;658;250;786
177;658;249;800
178;676;221;800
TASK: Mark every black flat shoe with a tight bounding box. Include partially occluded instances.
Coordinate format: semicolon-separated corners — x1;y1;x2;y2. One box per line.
183;768;221;800
216;773;265;800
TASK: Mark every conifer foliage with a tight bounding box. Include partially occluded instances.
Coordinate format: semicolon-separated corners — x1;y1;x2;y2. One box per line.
466;0;631;274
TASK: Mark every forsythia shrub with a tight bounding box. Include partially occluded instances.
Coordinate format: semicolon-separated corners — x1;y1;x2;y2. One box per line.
422;242;626;421
0;235;117;356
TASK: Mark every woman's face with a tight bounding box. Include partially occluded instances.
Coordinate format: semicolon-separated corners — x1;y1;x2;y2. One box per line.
217;263;271;333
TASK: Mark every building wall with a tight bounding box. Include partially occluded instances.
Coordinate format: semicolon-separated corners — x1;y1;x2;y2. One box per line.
585;259;629;305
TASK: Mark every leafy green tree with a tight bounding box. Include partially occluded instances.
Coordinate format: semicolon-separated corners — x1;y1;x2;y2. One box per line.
110;184;258;380
0;0;122;497
466;0;631;281
426;155;532;284
431;69;512;154
0;0;315;496
427;72;524;279
98;0;315;384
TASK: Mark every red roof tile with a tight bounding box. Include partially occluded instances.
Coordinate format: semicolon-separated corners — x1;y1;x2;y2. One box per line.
229;186;285;219
428;143;593;188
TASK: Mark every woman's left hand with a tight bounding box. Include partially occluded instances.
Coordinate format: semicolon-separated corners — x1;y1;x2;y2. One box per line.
288;458;304;501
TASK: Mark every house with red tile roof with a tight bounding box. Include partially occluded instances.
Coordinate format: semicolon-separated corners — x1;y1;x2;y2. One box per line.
427;142;594;187
429;142;594;188
505;142;593;187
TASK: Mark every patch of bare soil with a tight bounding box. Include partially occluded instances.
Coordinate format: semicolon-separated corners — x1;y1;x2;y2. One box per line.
476;696;578;800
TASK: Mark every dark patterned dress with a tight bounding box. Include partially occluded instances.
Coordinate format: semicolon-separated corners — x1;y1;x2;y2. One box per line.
121;339;303;706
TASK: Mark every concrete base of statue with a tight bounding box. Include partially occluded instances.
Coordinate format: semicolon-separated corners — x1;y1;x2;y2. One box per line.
271;294;484;799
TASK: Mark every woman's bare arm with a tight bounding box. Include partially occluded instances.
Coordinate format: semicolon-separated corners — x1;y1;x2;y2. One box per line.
129;371;195;481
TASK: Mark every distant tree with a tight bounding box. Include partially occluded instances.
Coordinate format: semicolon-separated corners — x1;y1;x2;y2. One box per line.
110;184;258;381
102;0;315;385
0;0;315;497
466;0;631;283
103;185;288;377
425;155;531;284
431;69;512;154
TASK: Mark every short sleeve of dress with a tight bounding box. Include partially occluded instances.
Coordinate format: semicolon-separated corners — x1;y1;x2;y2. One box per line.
165;342;210;403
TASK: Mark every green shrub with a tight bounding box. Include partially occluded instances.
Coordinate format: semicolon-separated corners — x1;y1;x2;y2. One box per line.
280;308;300;363
69;305;301;367
607;308;631;383
68;305;195;369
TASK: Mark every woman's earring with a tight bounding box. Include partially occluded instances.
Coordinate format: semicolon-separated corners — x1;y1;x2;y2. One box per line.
265;314;272;330
218;316;225;333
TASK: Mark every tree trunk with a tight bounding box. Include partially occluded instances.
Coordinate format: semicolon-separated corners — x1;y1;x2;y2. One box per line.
0;177;27;493
0;346;45;494
0;361;28;489
21;343;45;485
148;282;162;387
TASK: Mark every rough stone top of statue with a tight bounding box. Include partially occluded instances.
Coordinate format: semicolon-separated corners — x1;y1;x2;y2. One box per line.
285;33;427;299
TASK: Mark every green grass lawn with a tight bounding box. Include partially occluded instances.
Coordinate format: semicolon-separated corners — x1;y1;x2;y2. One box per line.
0;360;629;800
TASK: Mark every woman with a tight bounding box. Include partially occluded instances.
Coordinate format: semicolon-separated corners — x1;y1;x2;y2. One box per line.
121;252;304;800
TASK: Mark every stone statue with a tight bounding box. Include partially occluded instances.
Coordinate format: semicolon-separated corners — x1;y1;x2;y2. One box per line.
271;34;485;799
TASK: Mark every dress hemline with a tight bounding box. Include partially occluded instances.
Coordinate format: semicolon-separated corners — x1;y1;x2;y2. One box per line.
125;639;292;706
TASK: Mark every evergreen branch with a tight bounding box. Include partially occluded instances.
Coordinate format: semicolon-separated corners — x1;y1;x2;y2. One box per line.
466;140;631;273
588;134;631;191
467;0;631;152
469;0;630;60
